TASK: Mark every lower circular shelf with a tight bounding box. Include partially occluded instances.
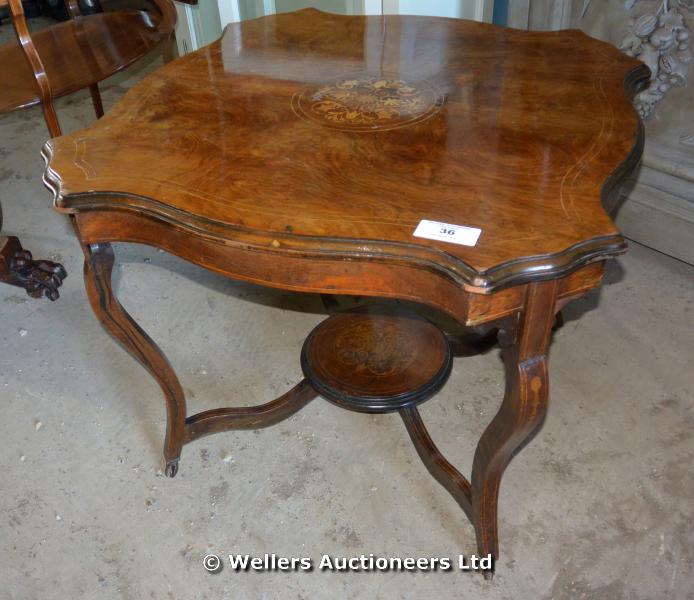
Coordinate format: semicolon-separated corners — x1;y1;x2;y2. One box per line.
301;306;452;413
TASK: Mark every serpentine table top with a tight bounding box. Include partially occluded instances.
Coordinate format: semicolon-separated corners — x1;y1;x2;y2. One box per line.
43;8;647;303
41;8;648;578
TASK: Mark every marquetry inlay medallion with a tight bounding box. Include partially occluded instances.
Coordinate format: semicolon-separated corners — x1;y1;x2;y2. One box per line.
292;75;444;131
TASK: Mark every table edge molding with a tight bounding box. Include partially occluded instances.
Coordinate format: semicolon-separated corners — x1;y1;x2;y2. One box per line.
41;59;647;294
42;162;626;295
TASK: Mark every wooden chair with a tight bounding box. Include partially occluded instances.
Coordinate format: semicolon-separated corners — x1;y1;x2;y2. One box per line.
0;0;175;299
0;0;176;136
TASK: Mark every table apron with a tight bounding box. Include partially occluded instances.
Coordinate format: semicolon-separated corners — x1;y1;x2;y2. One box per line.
71;211;606;327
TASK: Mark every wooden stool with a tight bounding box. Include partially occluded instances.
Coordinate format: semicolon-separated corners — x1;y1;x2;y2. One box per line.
301;307;452;413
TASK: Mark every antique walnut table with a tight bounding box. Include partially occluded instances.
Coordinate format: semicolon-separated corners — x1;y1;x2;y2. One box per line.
42;9;647;578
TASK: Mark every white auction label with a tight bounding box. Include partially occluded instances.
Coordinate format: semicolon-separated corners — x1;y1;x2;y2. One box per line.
413;219;481;247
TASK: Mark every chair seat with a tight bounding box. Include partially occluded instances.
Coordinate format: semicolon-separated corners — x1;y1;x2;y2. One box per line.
0;10;169;115
301;307;452;413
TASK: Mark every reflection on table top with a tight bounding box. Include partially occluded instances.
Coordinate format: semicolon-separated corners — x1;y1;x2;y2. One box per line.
43;9;648;290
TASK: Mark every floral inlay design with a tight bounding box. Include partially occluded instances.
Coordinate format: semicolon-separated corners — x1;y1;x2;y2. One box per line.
334;320;417;377
292;75;443;131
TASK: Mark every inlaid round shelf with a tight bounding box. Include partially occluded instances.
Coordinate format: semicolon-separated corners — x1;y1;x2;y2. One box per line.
301;307;452;413
43;8;648;576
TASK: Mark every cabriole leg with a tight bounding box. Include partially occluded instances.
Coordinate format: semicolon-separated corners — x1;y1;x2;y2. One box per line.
470;280;558;579
401;280;558;580
80;240;186;477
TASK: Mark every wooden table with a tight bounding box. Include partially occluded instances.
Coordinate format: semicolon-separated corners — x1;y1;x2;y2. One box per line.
42;9;647;578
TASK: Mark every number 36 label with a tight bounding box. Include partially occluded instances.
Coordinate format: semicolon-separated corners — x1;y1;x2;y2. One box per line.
413;219;481;247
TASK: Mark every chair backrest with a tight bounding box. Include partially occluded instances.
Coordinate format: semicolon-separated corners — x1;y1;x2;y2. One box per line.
2;0;177;138
4;0;61;135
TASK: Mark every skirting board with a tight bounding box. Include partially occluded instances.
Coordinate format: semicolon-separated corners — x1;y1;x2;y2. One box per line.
616;167;694;265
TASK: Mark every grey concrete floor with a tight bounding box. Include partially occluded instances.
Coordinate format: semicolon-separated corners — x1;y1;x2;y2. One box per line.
1;47;694;600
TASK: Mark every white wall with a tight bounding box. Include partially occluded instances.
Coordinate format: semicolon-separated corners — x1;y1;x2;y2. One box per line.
176;0;495;53
382;0;493;20
214;0;494;28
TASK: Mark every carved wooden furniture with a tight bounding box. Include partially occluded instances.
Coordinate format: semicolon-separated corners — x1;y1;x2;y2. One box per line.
0;204;67;299
0;0;175;298
0;0;176;137
301;307;453;413
42;9;648;578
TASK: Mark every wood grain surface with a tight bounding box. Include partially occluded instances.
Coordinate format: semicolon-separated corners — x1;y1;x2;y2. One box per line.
0;2;175;116
43;8;648;293
301;306;452;412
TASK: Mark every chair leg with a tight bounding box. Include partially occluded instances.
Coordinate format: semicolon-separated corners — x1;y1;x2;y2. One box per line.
162;33;176;63
90;83;104;119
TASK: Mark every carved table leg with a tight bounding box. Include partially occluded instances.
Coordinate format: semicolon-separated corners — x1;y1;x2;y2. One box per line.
81;241;187;477
401;280;558;580
0;235;67;300
471;279;558;578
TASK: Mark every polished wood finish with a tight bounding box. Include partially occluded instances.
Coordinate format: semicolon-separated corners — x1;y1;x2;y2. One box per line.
0;0;173;298
0;0;176;136
301;307;452;412
81;240;186;475
472;279;557;575
184;380;317;444
43;10;646;578
400;405;475;537
58;207;608;329
44;9;647;292
0;199;66;300
3;0;60;134
401;280;558;580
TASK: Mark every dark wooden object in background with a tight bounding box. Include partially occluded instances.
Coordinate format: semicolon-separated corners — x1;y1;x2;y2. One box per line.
0;0;176;137
0;0;175;298
0;205;66;300
42;9;648;578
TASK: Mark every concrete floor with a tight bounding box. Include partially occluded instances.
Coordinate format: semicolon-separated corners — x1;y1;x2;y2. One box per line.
1;48;694;600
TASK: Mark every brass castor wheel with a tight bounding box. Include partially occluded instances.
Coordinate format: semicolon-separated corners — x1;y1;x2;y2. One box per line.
301;306;452;413
165;459;179;478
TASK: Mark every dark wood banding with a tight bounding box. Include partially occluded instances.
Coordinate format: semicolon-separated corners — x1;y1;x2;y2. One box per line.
42;10;642;575
301;308;452;413
43;9;647;294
